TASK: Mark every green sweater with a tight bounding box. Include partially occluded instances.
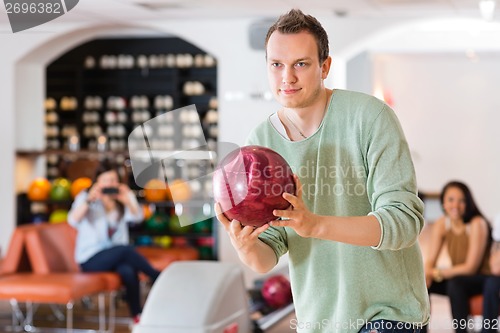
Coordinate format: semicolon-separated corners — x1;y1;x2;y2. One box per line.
246;89;430;332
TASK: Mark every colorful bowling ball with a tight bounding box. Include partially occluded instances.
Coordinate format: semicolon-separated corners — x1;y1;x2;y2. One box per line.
145;211;169;232
169;214;191;234
153;236;172;248
192;216;212;234
50;178;72;201
261;275;293;309
27;178;51;201
213;145;296;227
167;179;192;202
197;238;214;260
144;179;169;202
171;237;189;248
49;209;68;224
135;235;153;246
71;177;92;198
32;213;49;224
142;203;154;220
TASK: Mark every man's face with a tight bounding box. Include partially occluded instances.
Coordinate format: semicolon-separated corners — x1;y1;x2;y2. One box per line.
266;31;329;109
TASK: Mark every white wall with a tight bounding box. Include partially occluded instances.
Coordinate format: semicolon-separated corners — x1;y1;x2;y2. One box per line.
0;27;72;255
0;61;15;258
343;17;500;222
346;51;373;95
373;52;500;221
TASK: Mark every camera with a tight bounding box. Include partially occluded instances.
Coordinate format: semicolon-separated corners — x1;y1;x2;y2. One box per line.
101;187;119;195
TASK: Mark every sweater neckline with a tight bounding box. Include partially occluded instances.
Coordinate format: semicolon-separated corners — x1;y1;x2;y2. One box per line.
269;89;337;142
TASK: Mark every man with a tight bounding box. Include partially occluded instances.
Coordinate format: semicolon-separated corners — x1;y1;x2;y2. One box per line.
216;9;430;333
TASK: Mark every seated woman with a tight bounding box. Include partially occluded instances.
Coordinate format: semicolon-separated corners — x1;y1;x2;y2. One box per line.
67;161;160;325
422;181;491;333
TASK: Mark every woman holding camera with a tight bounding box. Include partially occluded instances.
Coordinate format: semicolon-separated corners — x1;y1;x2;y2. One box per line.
67;162;160;325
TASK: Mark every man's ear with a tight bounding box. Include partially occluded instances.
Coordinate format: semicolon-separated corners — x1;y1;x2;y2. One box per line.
321;56;332;79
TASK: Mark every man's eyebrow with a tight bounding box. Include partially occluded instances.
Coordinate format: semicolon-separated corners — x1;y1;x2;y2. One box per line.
268;57;313;63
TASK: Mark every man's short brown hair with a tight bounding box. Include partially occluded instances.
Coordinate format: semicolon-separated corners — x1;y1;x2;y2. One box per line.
265;9;330;64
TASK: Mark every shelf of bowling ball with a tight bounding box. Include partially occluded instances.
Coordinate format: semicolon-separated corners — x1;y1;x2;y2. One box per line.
21;177;218;260
134;184;218;260
43;101;218;159
42;95;219;180
44;36;219;181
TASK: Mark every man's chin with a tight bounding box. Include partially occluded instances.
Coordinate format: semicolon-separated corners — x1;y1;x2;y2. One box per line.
278;97;302;109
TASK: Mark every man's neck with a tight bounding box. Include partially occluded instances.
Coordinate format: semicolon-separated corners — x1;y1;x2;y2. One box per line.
283;88;332;138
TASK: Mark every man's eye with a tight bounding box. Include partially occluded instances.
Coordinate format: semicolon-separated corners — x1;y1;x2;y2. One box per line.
296;62;306;67
271;63;281;67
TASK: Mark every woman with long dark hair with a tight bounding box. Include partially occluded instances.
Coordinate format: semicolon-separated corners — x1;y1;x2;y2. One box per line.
423;181;491;333
67;160;160;325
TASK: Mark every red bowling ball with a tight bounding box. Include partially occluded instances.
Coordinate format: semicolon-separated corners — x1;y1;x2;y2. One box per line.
261;275;293;309
213;145;295;227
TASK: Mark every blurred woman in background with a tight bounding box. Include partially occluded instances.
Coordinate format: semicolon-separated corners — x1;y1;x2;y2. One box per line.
423;180;491;333
68;161;160;325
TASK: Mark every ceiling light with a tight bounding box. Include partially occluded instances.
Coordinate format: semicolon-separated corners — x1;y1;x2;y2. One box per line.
479;0;496;20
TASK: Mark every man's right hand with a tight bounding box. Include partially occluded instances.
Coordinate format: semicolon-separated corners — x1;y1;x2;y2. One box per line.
215;203;270;254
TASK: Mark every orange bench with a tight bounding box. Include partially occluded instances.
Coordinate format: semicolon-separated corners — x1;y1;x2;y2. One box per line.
24;223;122;331
0;224;111;331
0;225;32;275
0;273;108;331
24;223;123;291
135;246;199;279
0;223;200;331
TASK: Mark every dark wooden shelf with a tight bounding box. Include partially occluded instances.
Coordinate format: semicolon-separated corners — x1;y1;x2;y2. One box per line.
139;199;214;207
16;149;129;158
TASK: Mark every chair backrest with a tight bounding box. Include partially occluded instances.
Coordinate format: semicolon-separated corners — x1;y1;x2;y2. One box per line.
0;226;32;274
25;223;80;274
0;227;31;274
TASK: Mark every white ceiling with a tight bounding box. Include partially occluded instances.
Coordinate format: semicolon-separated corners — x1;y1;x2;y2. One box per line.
82;0;494;20
1;0;497;26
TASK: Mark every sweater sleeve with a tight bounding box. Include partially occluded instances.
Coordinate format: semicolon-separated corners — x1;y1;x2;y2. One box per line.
258;226;289;260
365;105;424;251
